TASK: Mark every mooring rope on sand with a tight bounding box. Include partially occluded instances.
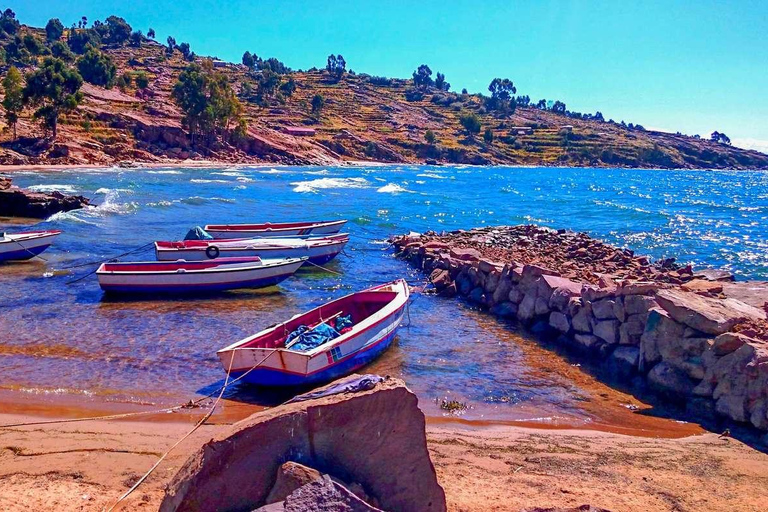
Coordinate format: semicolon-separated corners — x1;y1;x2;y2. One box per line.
106;349;274;511
303;258;344;276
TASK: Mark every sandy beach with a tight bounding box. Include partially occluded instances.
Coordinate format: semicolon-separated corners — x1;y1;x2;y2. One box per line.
2;408;768;512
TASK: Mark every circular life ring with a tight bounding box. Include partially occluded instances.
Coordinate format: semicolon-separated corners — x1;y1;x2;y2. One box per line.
205;246;220;259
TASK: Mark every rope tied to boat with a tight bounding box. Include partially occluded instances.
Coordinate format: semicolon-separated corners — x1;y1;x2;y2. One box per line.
8;237;49;262
302;258;344;276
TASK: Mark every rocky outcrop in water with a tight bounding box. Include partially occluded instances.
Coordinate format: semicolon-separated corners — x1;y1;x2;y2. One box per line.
391;225;768;432
0;177;90;218
160;375;446;512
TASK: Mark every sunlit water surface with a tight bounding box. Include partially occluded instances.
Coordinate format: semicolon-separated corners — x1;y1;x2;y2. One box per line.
1;165;766;429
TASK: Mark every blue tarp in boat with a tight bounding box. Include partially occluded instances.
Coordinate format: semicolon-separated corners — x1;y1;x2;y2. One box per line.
184;226;213;240
287;314;353;352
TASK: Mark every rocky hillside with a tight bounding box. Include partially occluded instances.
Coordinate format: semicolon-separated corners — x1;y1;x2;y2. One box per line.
2;24;768;169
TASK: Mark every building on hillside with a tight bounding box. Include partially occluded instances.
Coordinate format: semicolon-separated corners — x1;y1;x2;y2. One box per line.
559;125;574;133
282;126;316;137
509;126;534;136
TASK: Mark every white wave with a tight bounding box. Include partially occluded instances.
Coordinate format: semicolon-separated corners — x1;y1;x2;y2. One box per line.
95;187;132;194
303;169;333;176
147;170;182;174
212;171;247;177
236;177;255;182
146;200;174;207
190;179;229;184
46;210;98;225
377;183;412;194
416;173;446;179
27;184;78;194
180;196;236;205
291;177;369;193
259;168;292;175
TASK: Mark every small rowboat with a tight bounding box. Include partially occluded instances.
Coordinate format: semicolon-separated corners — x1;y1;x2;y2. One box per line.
0;230;61;262
154;234;349;265
96;256;305;294
217;279;409;387
204;220;347;239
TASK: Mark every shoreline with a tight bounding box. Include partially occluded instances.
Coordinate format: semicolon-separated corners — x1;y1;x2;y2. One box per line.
2;409;767;512
2;160;767;174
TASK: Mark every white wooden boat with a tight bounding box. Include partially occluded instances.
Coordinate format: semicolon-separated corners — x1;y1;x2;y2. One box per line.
0;230;61;262
154;234;349;265
217;279;409;386
204;220;347;239
96;256;304;294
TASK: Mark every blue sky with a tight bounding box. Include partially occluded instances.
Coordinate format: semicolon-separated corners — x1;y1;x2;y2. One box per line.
13;1;768;151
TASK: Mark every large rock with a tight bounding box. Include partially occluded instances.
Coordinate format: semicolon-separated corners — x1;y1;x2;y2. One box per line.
647;362;697;398
609;346;640;377
0;179;90;218
623;295;657;316
639;308;686;372
593;319;620;345
655;289;765;335
712;332;752;356
619;314;646;346
160;376;446;512
549;311;570;334
591;299;617;320
259;475;381;512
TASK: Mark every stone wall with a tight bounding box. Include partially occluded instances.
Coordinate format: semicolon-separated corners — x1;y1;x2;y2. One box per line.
393;234;768;432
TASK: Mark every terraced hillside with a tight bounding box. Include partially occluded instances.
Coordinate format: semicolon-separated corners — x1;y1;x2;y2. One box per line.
2;24;767;169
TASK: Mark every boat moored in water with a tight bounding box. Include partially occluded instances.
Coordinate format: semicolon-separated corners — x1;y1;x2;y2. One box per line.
204;220;347;239
154;234;349;265
0;230;61;262
96;256;305;294
217;279;409;387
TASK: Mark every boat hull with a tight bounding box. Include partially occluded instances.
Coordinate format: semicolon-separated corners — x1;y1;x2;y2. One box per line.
0;231;60;262
155;238;347;265
97;259;304;294
229;324;400;387
205;220;346;239
219;281;408;387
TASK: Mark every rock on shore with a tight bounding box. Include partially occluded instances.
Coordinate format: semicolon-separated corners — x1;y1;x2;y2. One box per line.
160;375;446;512
391;225;768;432
0;177;89;218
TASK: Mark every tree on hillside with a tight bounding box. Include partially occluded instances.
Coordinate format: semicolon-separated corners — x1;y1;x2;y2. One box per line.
2;66;24;140
412;64;433;90
67;28;101;54
177;42;193;61
459;112;481;139
483;128;494;144
130;30;143;47
147;28;155;39
425;129;436;145
711;131;731;145
535;98;547;109
0;8;20;37
551;100;566;114
434;72;450;91
77;47;117;87
279;76;296;97
104;15;132;45
51;41;74;61
45;18;65;42
166;36;176;56
134;71;149;89
311;93;324;118
23;57;83;139
78;16;87;29
326;54;346;81
242;51;255;69
172;60;244;142
593;111;605;122
487;78;516;114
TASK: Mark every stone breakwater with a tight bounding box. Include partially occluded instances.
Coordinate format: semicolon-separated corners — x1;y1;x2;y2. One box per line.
391;225;768;433
0;177;90;218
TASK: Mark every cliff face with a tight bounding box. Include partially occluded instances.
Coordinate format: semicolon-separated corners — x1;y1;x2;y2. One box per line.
2;31;767;169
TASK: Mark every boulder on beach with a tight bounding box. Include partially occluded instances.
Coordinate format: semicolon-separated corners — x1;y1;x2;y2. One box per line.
0;177;89;218
160;375;446;512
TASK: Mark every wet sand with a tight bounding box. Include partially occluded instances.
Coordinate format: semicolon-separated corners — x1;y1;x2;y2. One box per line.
2;409;768;512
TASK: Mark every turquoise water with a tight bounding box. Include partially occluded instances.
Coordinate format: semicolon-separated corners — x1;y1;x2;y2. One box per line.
1;165;766;424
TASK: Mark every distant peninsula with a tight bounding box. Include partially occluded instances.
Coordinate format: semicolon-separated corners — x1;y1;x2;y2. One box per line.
1;10;767;169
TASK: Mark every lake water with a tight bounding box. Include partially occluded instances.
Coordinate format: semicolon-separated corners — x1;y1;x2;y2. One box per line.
1;165;766;432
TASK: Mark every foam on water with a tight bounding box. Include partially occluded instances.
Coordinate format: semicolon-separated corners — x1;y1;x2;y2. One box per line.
291;177;369;193
377;183;412;194
27;184;78;194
